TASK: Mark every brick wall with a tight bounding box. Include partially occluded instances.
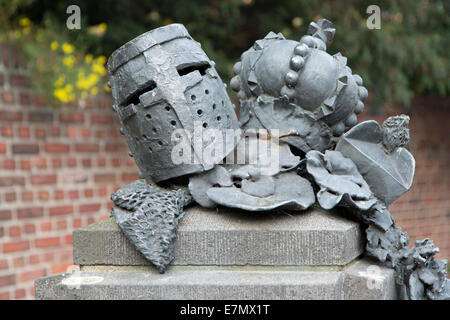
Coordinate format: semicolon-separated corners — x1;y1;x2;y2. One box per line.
0;43;448;299
0;44;138;300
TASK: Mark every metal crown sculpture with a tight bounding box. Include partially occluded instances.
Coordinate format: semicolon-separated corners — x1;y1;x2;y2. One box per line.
107;20;449;300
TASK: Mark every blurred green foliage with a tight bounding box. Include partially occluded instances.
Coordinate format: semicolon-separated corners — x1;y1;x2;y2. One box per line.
4;0;450;108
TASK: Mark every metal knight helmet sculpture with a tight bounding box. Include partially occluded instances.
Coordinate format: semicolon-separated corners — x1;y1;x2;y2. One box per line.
107;24;240;183
107;19;449;300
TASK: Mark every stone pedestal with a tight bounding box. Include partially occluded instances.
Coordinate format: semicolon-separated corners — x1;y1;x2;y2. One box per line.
35;206;397;300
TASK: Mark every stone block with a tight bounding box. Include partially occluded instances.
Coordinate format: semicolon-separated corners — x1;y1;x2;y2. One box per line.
35;259;396;300
74;205;364;267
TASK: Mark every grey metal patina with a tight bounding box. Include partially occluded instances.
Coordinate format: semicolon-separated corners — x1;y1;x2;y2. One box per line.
336;115;415;206
107;24;240;183
230;19;367;151
107;19;449;300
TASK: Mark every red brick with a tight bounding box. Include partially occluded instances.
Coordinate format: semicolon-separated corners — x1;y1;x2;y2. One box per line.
0;291;10;300
31;174;56;185
20;159;31;170
105;143;121;152
1;158;15;169
13;257;25;268
24;223;36;234
97;158;107;167
54;190;64;200
84;188;94;198
112;158;121;167
40;221;52;232
21;190;33;202
1;125;13;137
66;126;76;138
59;112;84;123
0;111;22;121
0;227;3;238
73;218;82;228
19;269;46;282
29;255;40;265
51;158;62;168
0;142;6;153
12;143;39;154
75;143;99;152
67;190;79;200
67;158;77;167
122;172;139;182
18;126;30;138
64;234;73;245
51;262;73;274
43;252;54;262
49;205;73;216
95;129;107;138
8;226;21;237
34;127;46;139
0;259;8;270
0;274;16;287
82;158;92;167
49;126;60;137
14;288;26;299
94;173;116;183
56;220;67;230
4;191;16;202
38;190;50;201
44;143;70;153
28;111;53;122
1;91;14;104
32;157;47;169
79;203;101;214
33;94;47;106
0;210;12;220
0;176;25;187
19;92;31;105
9;74;29;87
34;237;60;248
91;114;113;124
17;207;44;219
98;187;108;197
80;128;91;137
2;240;30;253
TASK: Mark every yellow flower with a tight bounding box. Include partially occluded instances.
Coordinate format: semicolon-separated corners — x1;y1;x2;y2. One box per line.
88;73;99;86
98;23;107;33
53;87;74;103
87;23;108;36
54;75;65;88
92;62;106;76
50;41;58;50
103;83;111;92
85;54;93;64
96;56;107;64
23;27;30;35
90;87;99;95
63;56;75;67
19;17;31;27
76;71;92;89
13;30;21;39
62;42;75;54
81;91;88;99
